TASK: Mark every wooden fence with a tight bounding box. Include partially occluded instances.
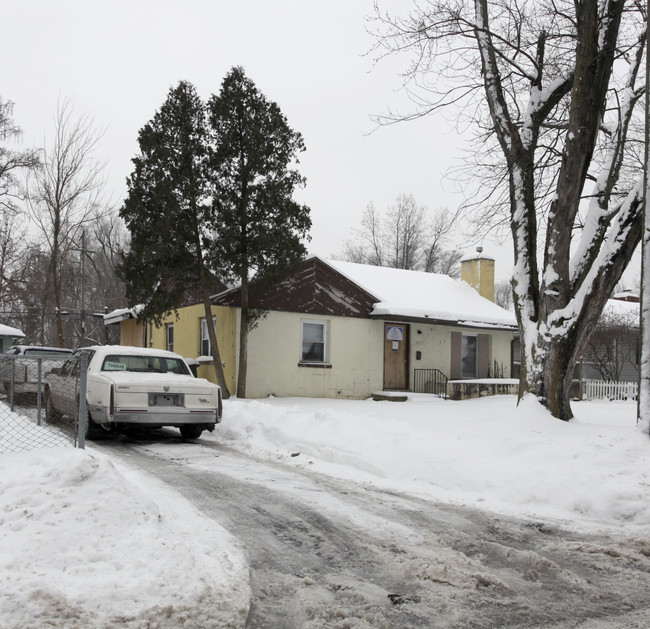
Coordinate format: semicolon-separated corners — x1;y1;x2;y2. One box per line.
582;379;638;401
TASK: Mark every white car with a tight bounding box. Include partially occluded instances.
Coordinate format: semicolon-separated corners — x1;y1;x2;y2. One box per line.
1;345;73;398
45;345;223;440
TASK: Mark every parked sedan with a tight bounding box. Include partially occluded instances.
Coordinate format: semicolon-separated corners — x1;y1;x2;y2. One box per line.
45;345;223;439
1;345;73;399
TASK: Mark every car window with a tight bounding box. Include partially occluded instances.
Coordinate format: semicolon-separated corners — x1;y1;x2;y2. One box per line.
60;358;80;377
24;348;73;356
101;354;190;375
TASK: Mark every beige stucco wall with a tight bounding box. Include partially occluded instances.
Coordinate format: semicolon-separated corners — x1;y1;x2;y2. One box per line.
243;312;515;399
245;311;385;399
118;305;237;392
410;323;514;378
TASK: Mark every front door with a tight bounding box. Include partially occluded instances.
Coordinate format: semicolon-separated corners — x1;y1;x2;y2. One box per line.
383;323;409;389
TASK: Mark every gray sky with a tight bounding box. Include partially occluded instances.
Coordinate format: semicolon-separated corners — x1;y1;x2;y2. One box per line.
3;1;526;281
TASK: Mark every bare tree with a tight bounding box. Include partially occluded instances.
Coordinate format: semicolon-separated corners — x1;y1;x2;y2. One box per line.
372;0;645;420
0;97;40;216
91;215;127;311
342;194;460;274
0;213;26;317
342;202;385;266
421;208;463;276
26;100;107;348
0;98;39;330
494;279;513;311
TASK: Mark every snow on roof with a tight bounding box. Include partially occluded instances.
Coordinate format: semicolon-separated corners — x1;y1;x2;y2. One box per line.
602;298;639;327
612;290;639;302
322;258;517;328
0;323;25;338
103;305;143;325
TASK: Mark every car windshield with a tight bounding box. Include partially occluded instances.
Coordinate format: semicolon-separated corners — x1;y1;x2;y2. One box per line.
101;354;190;375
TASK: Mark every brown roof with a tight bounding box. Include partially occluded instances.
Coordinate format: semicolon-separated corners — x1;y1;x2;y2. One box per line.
211;257;376;318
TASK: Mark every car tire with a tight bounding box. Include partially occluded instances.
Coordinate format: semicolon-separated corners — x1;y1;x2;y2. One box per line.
85;413;104;440
44;390;61;424
180;424;203;440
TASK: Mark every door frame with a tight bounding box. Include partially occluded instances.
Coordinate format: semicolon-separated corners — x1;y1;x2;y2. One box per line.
383;322;409;390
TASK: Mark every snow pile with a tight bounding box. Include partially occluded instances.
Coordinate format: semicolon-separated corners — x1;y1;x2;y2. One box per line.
215;395;650;532
0;447;250;628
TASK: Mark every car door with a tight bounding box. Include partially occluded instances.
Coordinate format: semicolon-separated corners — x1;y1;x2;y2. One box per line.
50;356;80;416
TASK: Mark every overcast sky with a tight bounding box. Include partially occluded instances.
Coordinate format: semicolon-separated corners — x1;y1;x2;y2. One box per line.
1;1;544;283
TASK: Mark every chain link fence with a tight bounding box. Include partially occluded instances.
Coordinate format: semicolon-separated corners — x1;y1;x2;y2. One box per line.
0;353;87;453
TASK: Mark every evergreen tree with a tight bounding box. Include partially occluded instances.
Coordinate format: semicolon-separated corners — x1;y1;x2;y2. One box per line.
119;80;230;396
207;67;311;398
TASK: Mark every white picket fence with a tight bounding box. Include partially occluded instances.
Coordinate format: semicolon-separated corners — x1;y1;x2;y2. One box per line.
582;379;638;401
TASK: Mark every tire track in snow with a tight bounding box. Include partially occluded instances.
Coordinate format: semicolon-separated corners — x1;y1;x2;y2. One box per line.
97;434;650;628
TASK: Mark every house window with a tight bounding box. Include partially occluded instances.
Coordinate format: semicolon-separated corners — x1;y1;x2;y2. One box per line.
166;324;174;352
461;334;478;379
301;320;326;363
201;317;216;356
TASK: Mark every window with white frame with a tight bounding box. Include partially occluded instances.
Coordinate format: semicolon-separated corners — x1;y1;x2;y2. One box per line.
166;323;174;352
461;334;478;379
201;317;216;356
301;320;326;363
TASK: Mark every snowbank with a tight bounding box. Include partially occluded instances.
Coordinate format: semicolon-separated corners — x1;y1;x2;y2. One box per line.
0;446;250;628
214;394;650;532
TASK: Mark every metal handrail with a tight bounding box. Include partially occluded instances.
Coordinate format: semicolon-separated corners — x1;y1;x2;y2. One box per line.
413;369;448;398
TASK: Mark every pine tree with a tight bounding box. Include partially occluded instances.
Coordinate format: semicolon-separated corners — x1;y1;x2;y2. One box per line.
207;67;311;398
119;80;230;396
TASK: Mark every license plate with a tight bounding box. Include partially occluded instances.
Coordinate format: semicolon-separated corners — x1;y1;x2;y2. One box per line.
149;393;183;407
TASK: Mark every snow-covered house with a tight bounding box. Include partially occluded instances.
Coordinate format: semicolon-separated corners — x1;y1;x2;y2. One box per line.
212;255;518;399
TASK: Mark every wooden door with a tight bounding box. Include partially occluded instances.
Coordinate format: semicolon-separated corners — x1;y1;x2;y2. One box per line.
383;323;409;389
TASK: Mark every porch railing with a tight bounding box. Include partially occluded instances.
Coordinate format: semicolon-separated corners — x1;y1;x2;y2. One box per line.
413;369;448;398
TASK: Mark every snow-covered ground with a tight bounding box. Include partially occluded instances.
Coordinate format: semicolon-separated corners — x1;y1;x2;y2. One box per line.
214;394;650;532
1;394;648;627
0;422;251;628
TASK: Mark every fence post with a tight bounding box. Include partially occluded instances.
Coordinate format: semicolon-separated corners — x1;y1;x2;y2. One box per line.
77;352;89;449
36;359;43;426
9;358;15;411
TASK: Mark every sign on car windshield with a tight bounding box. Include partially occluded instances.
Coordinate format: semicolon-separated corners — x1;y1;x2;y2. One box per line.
101;355;189;375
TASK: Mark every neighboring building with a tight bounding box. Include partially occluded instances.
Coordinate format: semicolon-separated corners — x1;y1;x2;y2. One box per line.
212;255;517;399
0;323;25;353
580;297;639;383
104;303;238;393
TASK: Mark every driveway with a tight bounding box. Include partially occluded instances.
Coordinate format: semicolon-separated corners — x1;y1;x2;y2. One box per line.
97;433;650;628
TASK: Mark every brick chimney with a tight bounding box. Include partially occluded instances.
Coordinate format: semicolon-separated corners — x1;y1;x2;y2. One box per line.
461;247;495;302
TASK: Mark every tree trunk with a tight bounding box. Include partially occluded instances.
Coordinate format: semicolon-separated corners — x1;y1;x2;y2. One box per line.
523;333;577;420
236;272;249;399
52;253;65;348
201;289;230;399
